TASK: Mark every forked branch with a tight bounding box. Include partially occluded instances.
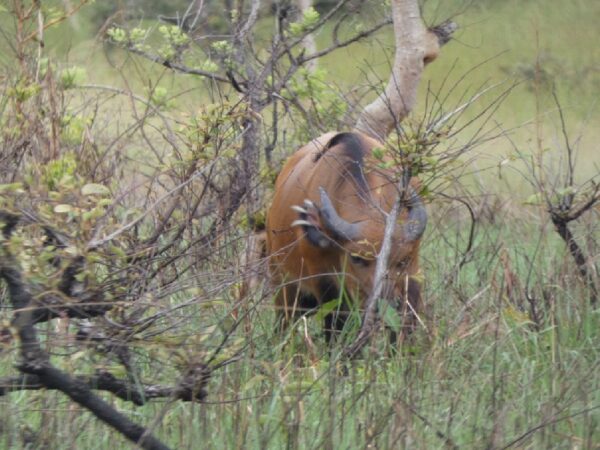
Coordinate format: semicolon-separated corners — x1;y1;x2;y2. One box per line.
0;223;171;450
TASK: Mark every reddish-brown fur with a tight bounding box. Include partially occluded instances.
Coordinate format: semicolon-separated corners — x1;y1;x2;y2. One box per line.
266;132;425;337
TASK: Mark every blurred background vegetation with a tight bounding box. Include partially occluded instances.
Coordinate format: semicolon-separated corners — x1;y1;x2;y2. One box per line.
0;1;598;449
2;0;598;175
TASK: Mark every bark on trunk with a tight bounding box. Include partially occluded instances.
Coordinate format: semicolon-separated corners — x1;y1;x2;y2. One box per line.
354;0;451;140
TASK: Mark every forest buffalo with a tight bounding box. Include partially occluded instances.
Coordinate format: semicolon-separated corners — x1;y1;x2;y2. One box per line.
266;131;427;340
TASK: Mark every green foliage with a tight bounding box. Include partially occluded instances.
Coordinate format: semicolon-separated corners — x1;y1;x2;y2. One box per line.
106;27;127;43
60;112;92;145
158;25;189;60
158;25;189;47
81;183;111;197
108;23;191;62
1;2;598;449
147;86;173;109
211;40;232;53
371;146;385;160
59;66;87;89
7;80;41;103
211;39;234;68
0;182;23;194
289;7;320;36
107;26;151;53
40;153;78;191
377;298;403;332
283;67;347;138
129;27;147;42
38;57;51;78
366;120;454;192
176;100;246;161
196;58;219;73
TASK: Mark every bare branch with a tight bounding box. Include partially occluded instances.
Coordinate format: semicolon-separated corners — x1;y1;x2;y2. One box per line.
343;185;402;358
238;0;261;40
125;45;233;85
300;18;392;64
87;164;213;248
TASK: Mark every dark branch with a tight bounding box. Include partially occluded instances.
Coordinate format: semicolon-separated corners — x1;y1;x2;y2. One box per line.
0;369;208;405
17;361;171;450
298;18;392;64
0;246;170;450
544;97;599;306
429;20;458;46
226;69;245;94
550;216;598;305
0;211;113;323
125;45;235;85
29;291;112;324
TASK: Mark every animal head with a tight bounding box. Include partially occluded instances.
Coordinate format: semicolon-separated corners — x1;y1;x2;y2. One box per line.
290;183;426;302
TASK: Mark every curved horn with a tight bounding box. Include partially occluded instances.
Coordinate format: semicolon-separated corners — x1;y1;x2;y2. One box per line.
403;187;427;242
318;187;362;241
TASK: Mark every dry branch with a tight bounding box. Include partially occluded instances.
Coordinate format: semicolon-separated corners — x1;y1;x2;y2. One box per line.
543;94;600;305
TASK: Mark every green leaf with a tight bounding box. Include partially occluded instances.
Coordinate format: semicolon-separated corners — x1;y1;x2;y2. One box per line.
302;6;320;26
372;147;385;160
378;298;402;332
81;183;110;196
524;192;544;206
0;182;23;193
243;374;267;391
290;7;320;36
282;380;316;394
54;204;73;213
107;27;127;43
59;67;87;89
314;298;341;323
556;186;577;197
108;244;126;258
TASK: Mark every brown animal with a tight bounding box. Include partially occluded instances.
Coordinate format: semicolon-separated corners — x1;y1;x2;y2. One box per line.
266;132;427;340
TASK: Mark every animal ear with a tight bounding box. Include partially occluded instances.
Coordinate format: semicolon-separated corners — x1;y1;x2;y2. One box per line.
290;200;331;248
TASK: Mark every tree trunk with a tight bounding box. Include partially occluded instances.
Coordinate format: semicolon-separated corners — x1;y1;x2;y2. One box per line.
354;0;446;140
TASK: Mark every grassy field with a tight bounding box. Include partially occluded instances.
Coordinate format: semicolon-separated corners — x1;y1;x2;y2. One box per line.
2;215;598;449
0;0;599;449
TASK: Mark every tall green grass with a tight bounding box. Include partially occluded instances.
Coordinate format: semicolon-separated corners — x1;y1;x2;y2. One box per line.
0;1;598;449
1;211;598;449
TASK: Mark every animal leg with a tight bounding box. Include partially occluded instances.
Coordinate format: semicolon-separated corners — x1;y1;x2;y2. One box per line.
323;308;348;343
274;284;319;334
317;278;346;342
402;277;422;337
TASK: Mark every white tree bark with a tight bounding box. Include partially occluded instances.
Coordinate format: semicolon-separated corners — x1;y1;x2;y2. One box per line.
354;0;444;141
